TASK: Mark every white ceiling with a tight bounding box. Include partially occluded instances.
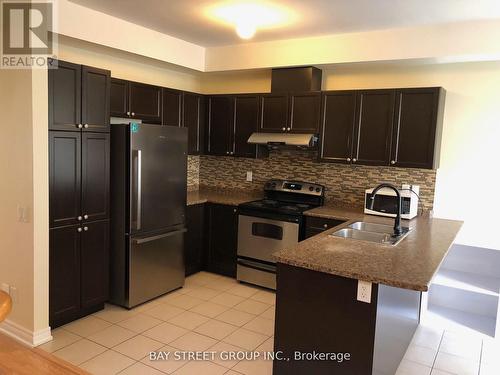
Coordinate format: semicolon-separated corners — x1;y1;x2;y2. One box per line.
68;0;500;47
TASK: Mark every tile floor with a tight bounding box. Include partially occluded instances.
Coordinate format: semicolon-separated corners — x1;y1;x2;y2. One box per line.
39;271;500;375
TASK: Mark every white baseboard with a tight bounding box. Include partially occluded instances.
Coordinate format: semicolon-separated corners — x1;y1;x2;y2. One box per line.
0;319;52;347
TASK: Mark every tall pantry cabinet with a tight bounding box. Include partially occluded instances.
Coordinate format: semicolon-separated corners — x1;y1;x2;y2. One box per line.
48;60;111;327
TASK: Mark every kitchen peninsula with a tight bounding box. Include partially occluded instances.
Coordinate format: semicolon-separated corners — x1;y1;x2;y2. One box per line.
273;207;463;375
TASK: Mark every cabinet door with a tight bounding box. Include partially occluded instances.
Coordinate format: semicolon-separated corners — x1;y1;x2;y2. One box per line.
185;204;205;276
81;66;110;132
206;204;238;277
49;224;81;327
48;60;81;131
207;96;233;156
233;95;260;157
110;78;129;117
49;131;81;228
82;133;110;222
129;82;162;123
391;88;443;169
352;90;396;166
81;220;109;308
183;93;205;155
162;88;182;127
319;91;357;163
260;94;288;132
289;92;321;133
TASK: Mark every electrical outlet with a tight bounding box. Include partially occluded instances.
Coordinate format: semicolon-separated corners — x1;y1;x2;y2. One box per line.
246;171;253;182
17;205;29;223
357;280;372;303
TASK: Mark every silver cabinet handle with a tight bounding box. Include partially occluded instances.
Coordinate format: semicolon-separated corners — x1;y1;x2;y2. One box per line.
391;160;396;165
77;216;82;221
131;112;135;116
230;152;234;155
83;226;88;231
347;158;351;162
287;127;291;131
84;124;89;129
323;224;328;228
226;151;229;155
77;227;82;232
233;208;237;213
83;214;88;220
126;111;130;116
282;127;286;131
353;158;357;162
77;124;83;129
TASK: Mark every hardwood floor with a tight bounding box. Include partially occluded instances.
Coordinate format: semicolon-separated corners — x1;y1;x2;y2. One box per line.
0;333;89;375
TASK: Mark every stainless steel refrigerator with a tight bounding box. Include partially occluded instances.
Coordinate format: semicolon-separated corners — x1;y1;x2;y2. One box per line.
110;123;187;308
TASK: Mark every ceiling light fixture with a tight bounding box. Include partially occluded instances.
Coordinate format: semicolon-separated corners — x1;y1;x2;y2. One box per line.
204;1;296;40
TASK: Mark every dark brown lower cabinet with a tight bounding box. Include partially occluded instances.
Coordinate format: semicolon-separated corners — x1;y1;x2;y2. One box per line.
49;224;81;327
185;204;205;276
304;216;346;239
80;220;109;308
49;220;109;328
206;203;238;277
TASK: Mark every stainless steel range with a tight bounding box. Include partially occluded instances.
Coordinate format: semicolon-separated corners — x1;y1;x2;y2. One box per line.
237;179;325;289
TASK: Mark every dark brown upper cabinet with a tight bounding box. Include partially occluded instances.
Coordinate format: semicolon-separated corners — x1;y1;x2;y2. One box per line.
390;87;445;169
260;94;288;132
81;133;110;223
109;78;129;117
109;78;161;123
162;88;182;127
319;91;357;164
182;92;205;155
289;92;321;133
207;95;233;156
129;82;162;123
49;61;81;131
49;131;82;228
81;66;110;132
49;60;110;132
260;92;321;134
233;94;262;157
352;89;396;166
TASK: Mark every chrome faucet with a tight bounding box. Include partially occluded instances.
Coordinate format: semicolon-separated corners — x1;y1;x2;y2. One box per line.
369;183;402;236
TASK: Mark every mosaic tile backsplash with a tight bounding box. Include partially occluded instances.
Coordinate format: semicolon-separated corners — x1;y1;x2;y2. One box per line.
194;150;436;211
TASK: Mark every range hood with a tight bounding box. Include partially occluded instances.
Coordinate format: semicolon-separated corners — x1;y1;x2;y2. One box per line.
248;132;317;148
246;66;322;149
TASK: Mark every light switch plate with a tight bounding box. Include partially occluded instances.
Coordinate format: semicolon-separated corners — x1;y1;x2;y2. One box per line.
357;280;372;303
246;171;253;182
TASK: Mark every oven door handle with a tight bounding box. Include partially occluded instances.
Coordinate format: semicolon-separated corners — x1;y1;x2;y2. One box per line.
237;258;276;274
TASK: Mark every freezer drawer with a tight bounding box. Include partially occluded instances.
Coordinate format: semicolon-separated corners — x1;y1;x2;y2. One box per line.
128;229;185;307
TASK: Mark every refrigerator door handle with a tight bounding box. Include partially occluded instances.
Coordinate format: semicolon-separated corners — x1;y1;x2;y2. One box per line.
132;228;187;244
136;149;142;230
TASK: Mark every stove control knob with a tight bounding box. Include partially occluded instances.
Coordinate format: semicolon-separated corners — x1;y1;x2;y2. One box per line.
315;187;321;193
309;186;314;191
271;183;276;188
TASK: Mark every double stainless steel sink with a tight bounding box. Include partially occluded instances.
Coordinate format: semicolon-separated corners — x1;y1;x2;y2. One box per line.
331;221;411;246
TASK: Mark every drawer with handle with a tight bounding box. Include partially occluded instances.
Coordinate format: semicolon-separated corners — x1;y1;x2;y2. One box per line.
305;216;346;239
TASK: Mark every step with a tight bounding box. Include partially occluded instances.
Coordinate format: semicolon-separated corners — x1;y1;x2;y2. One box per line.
425;303;497;338
432;268;500;297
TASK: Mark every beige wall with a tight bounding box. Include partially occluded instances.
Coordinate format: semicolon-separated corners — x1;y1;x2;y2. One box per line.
201;61;500;250
58;36;202;93
0;69;37;332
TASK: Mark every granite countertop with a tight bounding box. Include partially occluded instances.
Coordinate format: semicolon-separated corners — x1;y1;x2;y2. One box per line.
276;205;463;291
187;188;261;206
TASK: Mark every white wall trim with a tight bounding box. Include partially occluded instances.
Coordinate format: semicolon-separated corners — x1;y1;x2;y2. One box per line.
0;320;52;347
